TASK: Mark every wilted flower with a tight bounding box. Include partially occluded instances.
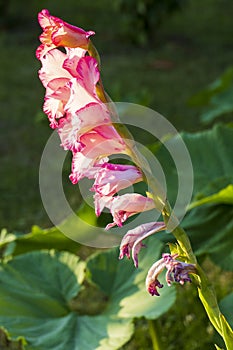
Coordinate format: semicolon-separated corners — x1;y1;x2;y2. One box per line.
146;253;196;296
119;221;166;267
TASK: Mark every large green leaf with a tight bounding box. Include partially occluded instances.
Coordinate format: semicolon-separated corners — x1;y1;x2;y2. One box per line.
188;67;233;107
0;251;85;318
87;237;177;320
219;293;233;328
0;314;133;350
155;124;233;269
182;205;233;270
154;124;233;207
0;225;80;257
188;67;233;124
0;251;133;350
187;184;233;210
199;86;233;124
181;125;233;196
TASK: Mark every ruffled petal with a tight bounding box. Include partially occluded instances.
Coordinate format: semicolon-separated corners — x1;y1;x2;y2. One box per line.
38;49;71;88
69;152;108;184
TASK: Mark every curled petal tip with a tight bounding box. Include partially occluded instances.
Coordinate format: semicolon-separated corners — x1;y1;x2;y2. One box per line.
118;221;166;268
147;280;164;296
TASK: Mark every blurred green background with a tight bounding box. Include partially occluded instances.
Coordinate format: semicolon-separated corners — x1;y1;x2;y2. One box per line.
1;0;233;233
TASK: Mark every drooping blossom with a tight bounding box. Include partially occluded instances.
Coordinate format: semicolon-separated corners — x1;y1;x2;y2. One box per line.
37;9;94;59
146;253;196;296
104;194;156;229
91;163;143;197
119;221;166;267
92;163;143;217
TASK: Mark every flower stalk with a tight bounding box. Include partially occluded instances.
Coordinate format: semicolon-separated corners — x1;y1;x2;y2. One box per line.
37;10;233;348
148;319;164;350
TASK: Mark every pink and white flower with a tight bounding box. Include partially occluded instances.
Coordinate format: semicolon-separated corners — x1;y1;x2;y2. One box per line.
91;163;143;197
38;48;101;128
77;125;126;158
69;126;126;185
36;9;95;59
69;153;109;184
58;103;111;152
119;221;166;267
104;193;156;229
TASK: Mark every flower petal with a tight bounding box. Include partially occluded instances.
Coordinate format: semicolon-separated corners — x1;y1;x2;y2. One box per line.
64;78;100;115
119;221;165;267
105;194;155;229
146;258;166;296
69;152;108;184
38;48;71;88
79;125;126;158
92;163;142;197
58;103;111;151
76;56;100;96
37;9;94;51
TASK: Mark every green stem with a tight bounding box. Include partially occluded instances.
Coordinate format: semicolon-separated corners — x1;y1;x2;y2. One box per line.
88;40;101;68
148;320;163;350
126;134;233;347
195;265;233;349
162;199;197;264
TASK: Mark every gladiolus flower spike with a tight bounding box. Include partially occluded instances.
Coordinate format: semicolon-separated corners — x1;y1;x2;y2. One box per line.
37;9;156;234
37;10;194;298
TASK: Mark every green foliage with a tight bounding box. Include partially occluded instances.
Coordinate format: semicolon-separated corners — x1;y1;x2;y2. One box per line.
0;226;80;258
0;251;86;349
0;328;26;350
188;185;233;210
215;345;224;350
155;124;233;270
86;237;176;320
196;265;233;349
189;67;233;124
219;293;233;329
184;205;233;270
0;239;176;350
